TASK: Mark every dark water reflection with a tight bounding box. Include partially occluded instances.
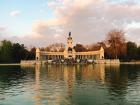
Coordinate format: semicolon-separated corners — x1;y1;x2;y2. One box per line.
0;64;140;105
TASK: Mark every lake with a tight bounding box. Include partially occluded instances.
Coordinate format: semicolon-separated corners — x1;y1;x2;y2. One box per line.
0;64;140;105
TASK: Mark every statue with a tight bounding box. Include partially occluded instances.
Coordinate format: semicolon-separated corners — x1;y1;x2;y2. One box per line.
69;32;71;37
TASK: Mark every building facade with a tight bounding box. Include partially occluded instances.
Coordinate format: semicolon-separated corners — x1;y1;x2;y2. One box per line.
36;32;104;61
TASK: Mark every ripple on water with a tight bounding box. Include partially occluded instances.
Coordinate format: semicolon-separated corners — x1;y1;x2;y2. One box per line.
1;65;140;105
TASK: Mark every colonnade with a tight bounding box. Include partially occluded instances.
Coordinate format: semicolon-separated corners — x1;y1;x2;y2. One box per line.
76;54;100;60
46;55;64;60
43;54;100;60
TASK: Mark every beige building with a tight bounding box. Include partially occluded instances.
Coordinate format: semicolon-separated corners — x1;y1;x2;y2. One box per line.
36;32;104;61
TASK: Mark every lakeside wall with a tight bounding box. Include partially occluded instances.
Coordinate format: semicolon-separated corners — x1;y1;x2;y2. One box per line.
121;61;140;64
20;59;120;65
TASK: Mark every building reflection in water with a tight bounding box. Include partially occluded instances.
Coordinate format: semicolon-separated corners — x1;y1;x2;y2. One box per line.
32;64;121;105
63;65;75;100
33;64;72;105
75;64;105;83
33;64;42;105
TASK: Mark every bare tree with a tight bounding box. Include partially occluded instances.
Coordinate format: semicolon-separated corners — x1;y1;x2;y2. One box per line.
85;42;106;51
106;29;126;59
45;43;65;52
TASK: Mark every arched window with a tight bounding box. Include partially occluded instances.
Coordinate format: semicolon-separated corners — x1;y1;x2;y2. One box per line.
68;47;72;51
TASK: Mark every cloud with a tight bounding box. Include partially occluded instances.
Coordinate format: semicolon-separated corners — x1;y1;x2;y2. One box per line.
0;26;8;36
125;23;140;44
10;10;21;17
2;0;140;47
0;26;6;31
28;0;140;46
29;0;108;46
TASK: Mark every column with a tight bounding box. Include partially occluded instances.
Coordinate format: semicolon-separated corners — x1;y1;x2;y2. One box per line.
92;55;94;60
46;55;48;60
59;55;61;59
90;55;92;59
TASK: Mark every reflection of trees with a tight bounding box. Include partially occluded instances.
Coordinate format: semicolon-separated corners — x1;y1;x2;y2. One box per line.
105;64;140;100
121;65;139;81
0;66;26;100
105;64;128;98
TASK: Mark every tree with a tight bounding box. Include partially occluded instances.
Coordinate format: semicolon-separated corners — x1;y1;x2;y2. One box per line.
137;46;140;59
106;29;126;59
0;40;13;63
45;47;51;51
0;40;37;63
87;43;106;51
12;43;28;62
26;47;36;60
74;44;86;52
126;41;138;60
59;47;65;52
45;43;65;52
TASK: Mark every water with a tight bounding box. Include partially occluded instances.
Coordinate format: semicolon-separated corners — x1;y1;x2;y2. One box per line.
0;64;140;105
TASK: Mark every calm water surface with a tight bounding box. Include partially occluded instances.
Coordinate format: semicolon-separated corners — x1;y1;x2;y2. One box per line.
0;64;140;105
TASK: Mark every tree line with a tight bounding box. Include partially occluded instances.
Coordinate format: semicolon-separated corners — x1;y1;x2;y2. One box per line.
99;29;140;61
1;29;140;63
0;40;35;63
72;29;140;61
27;29;140;62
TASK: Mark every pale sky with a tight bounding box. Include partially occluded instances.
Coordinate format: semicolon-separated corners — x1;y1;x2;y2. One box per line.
0;0;140;47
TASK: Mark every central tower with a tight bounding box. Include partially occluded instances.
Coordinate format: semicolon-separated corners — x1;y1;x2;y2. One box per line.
67;32;73;48
64;32;76;59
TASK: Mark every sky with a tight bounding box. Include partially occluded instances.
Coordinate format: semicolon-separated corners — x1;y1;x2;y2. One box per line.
0;0;140;47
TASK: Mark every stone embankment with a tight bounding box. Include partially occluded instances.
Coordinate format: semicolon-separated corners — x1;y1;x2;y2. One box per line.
20;59;120;65
0;64;20;66
121;61;140;64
